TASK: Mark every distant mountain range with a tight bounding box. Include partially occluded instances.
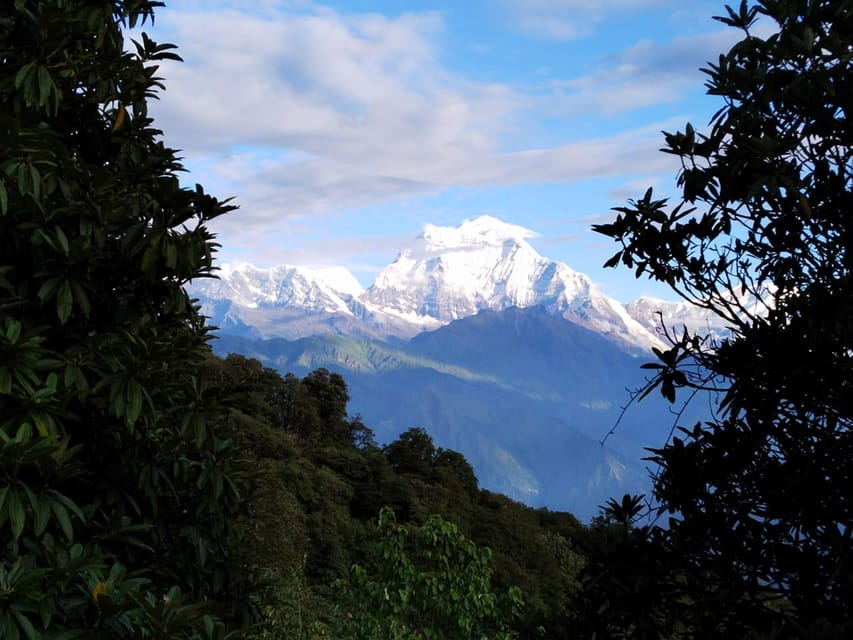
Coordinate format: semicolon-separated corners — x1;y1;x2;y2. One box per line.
191;215;717;351
189;216;723;519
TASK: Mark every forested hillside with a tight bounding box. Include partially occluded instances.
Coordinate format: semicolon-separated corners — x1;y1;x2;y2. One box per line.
207;354;586;637
210;307;668;519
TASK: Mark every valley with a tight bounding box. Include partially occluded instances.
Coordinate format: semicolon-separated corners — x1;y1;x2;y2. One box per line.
190;216;719;519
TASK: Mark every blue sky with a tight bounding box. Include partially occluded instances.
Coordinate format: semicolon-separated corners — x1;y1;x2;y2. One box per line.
140;0;747;302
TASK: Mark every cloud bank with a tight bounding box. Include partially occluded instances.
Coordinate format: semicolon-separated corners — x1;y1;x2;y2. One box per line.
141;2;736;246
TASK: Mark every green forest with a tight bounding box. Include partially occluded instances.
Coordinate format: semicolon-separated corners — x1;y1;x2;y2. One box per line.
1;0;850;638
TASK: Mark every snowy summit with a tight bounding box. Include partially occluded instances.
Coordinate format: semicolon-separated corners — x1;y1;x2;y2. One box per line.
190;216;665;351
418;216;538;252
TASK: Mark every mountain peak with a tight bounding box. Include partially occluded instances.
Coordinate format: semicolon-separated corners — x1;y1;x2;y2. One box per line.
359;216;661;351
418;215;538;252
289;265;365;298
215;263;364;298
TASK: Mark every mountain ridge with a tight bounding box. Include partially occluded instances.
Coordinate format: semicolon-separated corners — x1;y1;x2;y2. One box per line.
209;306;675;518
190;215;668;351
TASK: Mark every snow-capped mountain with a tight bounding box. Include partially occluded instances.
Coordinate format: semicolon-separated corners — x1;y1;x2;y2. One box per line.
626;287;774;342
365;216;567;318
190;264;378;339
189;216;664;351
363;216;661;351
626;296;724;340
196;263;363;312
189;217;720;516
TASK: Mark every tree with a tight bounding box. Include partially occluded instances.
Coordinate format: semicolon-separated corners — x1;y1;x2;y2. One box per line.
573;497;690;640
433;447;478;497
383;428;477;496
384;427;437;478
0;2;257;637
336;507;522;640
302;368;349;435
585;0;852;635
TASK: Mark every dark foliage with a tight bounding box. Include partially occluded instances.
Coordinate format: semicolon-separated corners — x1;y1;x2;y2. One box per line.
206;355;586;638
581;0;852;636
0;1;259;637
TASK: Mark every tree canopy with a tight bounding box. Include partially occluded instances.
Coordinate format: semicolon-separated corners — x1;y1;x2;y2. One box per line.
583;0;852;636
1;2;258;637
337;507;523;640
208;356;585;639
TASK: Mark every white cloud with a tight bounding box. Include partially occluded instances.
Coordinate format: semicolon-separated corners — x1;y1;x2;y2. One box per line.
195;119;681;247
152;7;510;157
501;0;679;41
542;28;740;114
138;4;715;238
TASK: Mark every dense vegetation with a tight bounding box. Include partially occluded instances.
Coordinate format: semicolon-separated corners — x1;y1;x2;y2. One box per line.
2;0;849;638
582;0;852;637
206;355;585;638
1;1;257;637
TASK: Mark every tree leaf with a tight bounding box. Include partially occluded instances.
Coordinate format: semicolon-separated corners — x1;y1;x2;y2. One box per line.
37;65;53;108
54;225;69;255
50;501;73;542
56;280;72;324
126;378;143;425
13;610;40;640
9;490;25;539
0;179;7;215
